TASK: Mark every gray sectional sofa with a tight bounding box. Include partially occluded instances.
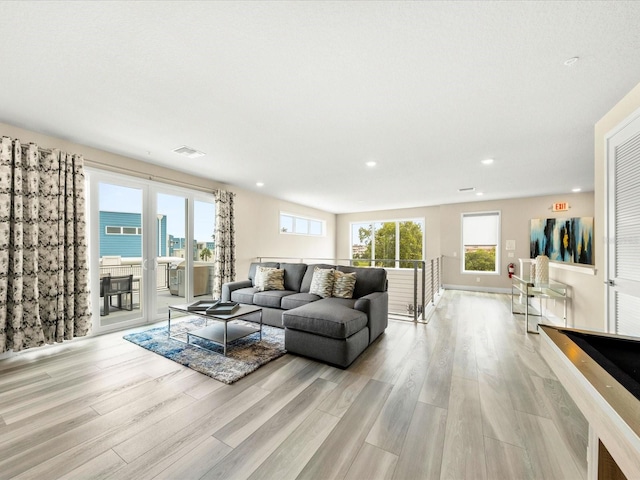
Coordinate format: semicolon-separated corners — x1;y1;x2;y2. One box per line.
221;262;388;368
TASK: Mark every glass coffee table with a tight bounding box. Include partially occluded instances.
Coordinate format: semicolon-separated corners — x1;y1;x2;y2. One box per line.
168;303;263;356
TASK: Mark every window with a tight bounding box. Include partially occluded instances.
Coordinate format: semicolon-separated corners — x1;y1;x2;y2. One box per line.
462;211;500;273
350;219;424;268
105;226;142;235
280;212;324;236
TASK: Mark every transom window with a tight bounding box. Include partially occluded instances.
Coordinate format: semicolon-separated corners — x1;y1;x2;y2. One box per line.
461;211;500;273
350;219;424;268
280;212;324;236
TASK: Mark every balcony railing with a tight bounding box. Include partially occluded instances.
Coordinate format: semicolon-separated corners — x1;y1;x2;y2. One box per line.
256;256;443;322
99;262;170;289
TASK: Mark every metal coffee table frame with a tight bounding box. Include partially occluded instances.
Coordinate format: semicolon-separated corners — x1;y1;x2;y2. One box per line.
168;304;263;356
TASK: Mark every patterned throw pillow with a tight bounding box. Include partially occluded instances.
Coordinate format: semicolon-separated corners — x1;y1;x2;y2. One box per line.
255;266;278;291
332;270;357;298
260;268;285;291
309;267;335;298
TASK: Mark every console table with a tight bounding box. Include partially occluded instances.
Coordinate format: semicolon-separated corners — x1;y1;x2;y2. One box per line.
511;275;569;333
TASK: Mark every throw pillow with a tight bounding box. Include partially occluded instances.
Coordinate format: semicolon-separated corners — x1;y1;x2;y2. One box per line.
332;270;357;299
309;267;335;298
254;266;278;291
260;268;285;292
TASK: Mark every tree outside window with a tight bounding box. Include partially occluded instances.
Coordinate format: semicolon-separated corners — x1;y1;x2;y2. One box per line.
351;219;424;268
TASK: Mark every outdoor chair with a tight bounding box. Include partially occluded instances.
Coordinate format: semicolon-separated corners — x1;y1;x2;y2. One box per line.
100;274;134;316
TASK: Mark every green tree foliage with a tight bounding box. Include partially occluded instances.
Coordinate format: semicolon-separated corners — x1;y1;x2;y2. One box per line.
399;221;424;268
464;248;496;271
353;221;423;268
199;247;212;262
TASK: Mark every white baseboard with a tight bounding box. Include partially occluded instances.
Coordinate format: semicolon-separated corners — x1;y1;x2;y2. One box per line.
443;284;511;294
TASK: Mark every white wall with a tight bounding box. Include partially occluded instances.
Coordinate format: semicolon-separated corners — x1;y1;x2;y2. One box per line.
0;121;336;281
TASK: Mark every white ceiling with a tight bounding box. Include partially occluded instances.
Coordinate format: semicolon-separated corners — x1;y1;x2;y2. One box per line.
2;1;640;214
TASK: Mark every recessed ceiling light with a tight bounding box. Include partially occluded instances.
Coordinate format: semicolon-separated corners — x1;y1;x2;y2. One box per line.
172;145;205;158
564;56;579;66
481;159;494;165
256;182;264;187
572;187;581;192
476;192;484;196
458;187;476;192
365;161;377;167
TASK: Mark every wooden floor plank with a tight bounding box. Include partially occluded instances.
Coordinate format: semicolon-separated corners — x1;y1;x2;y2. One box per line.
484;436;533;480
148;435;232;480
366;358;428;455
316;371;370;418
515;410;584;480
104;387;268;480
201;378;337;480
344;442;398;480
392;401;447;480
296;379;393;480
440;375;487;480
213;363;328;448
478;371;524;448
5;389;195;479
247;410;339;480
58;449;127;480
532;375;588;477
113;384;268;463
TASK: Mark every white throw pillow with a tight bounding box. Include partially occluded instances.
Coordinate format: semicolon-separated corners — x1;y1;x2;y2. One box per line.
254;266;277;291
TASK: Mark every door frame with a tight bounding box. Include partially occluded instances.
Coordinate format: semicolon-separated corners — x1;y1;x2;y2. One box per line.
604;105;640;333
87;168;215;335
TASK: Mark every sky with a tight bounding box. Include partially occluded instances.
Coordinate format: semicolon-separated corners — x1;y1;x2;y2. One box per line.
99;183;215;241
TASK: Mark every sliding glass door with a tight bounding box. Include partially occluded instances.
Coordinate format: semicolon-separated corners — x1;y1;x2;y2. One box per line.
94;180;147;330
88;170;215;334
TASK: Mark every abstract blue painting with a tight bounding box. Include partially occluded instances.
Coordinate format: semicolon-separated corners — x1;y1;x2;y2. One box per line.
530;217;594;265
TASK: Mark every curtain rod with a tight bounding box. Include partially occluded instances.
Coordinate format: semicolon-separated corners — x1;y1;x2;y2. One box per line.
19;144;52;154
84;158;215;194
16;141;215;194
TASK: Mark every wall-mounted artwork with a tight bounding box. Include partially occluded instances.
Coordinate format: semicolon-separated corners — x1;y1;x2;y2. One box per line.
530;217;594;265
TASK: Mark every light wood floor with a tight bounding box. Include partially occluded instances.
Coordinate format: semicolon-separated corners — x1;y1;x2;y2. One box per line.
0;290;588;480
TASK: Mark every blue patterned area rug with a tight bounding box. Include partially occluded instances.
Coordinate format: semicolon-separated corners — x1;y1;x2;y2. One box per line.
123;318;286;385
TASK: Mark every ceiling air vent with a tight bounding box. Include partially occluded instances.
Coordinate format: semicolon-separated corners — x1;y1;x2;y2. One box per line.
458;187;476;192
172;145;205;159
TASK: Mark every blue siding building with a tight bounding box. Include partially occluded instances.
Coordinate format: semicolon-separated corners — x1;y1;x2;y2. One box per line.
99;211;167;257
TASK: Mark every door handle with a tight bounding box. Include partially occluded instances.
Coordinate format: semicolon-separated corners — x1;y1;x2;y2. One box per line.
143;258;148;271
605;279;615;286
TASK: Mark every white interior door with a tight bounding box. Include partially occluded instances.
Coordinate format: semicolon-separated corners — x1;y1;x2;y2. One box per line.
606;110;640;337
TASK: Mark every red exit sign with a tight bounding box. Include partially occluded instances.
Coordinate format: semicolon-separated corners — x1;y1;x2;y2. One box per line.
553;202;569;212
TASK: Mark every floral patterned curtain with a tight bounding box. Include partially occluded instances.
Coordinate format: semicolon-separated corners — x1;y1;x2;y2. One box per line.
0;137;91;353
212;189;236;299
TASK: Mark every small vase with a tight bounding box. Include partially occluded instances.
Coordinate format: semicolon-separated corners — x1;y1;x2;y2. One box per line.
535;254;549;285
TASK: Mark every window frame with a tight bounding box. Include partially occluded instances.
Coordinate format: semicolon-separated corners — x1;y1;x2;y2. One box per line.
279;212;325;237
105;225;142;236
349;218;425;269
460;210;501;275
